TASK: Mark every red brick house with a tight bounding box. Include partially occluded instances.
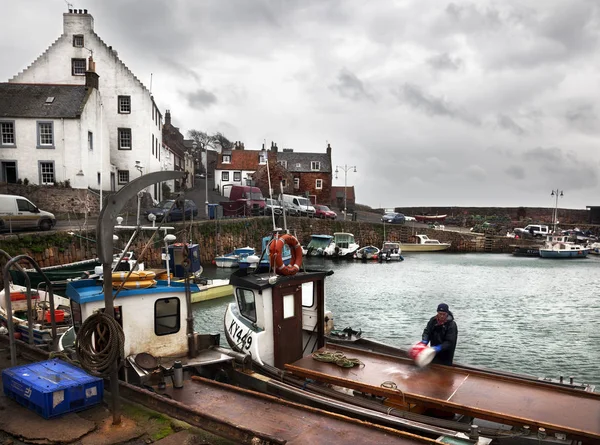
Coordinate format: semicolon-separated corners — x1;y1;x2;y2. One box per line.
330;185;356;213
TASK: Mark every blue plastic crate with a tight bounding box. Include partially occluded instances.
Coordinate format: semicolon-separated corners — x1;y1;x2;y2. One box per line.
2;359;103;419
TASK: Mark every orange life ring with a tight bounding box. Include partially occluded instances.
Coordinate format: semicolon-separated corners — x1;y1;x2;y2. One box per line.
269;234;303;276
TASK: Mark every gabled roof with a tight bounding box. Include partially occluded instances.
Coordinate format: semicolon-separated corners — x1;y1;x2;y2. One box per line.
0;83;88;118
217;149;263;170
276;151;332;173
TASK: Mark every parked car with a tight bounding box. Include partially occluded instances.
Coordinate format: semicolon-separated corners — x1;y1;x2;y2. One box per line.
281;194;316;217
144;199;198;222
265;198;283;216
381;212;406;224
314;204;337;220
514;224;549;238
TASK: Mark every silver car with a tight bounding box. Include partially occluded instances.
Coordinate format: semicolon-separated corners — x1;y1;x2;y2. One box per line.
265;198;283;216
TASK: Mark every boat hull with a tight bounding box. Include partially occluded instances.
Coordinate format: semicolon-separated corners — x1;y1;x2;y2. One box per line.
399;244;450;252
414;214;447;222
539;249;589;258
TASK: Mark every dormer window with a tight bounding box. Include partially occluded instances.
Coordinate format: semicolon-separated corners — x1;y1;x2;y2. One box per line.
259;152;267;164
73;35;84;47
223;154;231;163
311;161;321;171
278;160;287;169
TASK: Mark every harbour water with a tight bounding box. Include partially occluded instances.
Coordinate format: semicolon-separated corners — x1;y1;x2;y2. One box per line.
194;253;600;389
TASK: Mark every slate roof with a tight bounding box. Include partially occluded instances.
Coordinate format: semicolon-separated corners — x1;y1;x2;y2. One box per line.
276;151;332;173
0;83;89;118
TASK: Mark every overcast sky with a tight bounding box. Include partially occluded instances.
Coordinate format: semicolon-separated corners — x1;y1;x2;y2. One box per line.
2;0;599;209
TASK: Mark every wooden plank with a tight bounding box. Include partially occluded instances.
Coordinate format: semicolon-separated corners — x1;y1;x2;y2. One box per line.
285;345;600;440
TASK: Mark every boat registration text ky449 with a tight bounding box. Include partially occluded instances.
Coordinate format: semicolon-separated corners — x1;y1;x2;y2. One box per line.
228;320;253;350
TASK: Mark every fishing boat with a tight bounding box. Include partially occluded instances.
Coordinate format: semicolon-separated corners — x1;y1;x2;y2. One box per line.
305;234;334;257
323;232;360;258
0;283;72;346
539;234;590;259
223;248;600;444
8;257;101;288
353;245;379;260
238;235;292;272
379;241;403;261
399;234;451;252
214;246;255;268
511;245;541;257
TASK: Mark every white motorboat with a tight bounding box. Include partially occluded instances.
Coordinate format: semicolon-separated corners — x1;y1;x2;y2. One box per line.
399;234;451;252
379;241;403;261
323;232;360;258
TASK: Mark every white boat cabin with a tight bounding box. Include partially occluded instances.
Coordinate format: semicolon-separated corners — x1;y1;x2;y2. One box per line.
225;269;333;368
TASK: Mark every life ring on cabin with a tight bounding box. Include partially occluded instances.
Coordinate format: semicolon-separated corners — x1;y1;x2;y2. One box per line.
269;234;303;276
112;279;157;290
112;270;156;282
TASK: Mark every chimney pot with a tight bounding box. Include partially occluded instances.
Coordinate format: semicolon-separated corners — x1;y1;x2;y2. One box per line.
84;9;88;14
79;9;82;13
69;8;73;13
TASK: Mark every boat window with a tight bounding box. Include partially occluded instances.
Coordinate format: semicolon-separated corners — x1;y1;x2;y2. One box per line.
302;282;314;307
236;288;257;322
283;294;295;319
154;297;181;336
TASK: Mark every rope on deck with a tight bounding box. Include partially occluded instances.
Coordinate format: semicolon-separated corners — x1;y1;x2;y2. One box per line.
311;350;364;368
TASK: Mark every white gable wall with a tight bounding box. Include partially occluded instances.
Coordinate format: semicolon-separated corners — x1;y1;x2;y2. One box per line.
9;11;162;195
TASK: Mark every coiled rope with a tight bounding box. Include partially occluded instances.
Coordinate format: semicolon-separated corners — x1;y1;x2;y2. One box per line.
311;350;364;368
75;312;125;377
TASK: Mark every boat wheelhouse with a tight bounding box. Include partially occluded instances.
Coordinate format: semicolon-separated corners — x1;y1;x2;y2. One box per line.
323;232;360;258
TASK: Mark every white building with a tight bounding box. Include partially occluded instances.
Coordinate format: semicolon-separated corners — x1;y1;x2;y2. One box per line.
0;9;163;199
0;78;108;189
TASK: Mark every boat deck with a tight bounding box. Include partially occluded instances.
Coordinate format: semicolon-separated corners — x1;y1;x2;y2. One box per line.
160;376;437;445
285;344;600;441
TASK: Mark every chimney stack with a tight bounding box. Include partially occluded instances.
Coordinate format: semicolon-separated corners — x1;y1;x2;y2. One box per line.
326;142;332;157
165;110;171;125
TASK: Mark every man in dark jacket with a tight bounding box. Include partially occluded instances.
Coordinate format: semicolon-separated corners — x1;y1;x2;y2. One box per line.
421;303;458;366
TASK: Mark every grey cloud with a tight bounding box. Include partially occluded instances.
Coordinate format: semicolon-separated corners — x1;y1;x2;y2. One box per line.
158;57;200;81
497;114;525;136
330;69;374;102
505;165;525;180
183;89;218;109
394;83;480;125
522;147;598;190
444;2;503;33
427;53;463;71
466;165;486;180
565;104;598;133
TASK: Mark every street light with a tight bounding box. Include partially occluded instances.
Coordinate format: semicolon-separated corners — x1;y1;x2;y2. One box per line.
550;189;563;233
335;164;357;221
192;141;209;218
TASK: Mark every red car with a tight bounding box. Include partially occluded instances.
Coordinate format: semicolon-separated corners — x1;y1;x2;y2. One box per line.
314;204;337;220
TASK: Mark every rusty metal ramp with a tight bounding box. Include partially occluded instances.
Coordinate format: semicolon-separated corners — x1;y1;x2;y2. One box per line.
155;375;437;445
285;344;600;441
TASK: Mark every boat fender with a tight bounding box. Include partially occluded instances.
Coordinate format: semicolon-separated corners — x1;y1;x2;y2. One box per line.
269;234;303;276
112;270;156;282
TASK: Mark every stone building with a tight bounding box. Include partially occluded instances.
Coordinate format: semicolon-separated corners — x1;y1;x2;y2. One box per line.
161;110;188;193
1;9;164;201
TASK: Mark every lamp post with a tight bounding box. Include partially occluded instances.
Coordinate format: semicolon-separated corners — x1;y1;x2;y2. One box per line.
335;164;357;221
192;141;209;218
550;189;563;233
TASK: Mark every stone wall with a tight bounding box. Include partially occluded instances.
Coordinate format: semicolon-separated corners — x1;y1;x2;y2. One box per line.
1;217;543;280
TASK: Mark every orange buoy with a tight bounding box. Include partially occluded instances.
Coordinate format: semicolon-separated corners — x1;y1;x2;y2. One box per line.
269;234;303;276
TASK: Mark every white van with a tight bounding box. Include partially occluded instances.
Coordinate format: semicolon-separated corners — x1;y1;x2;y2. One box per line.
0;194;56;231
281;194;316;217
